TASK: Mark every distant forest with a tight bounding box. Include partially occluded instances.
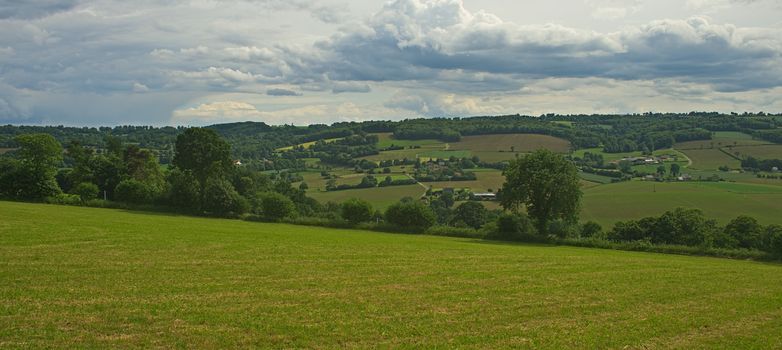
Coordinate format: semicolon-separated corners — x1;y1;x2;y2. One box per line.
1;112;781;171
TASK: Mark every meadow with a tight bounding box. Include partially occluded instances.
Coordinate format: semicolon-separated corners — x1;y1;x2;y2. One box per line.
581;180;782;227
2;201;782;348
307;184;425;210
676;148;740;170
729;144;782;160
674;131;769;150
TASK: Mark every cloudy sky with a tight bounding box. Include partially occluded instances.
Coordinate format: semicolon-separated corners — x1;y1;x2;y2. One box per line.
1;0;781;126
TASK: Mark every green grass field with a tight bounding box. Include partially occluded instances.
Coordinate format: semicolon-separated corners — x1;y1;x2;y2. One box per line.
678;148;740;170
450;134;571;153
675;132;769;150
374;133;443;149
581;180;782;227
2;201;782;348
424;170;506;192
307;184;425;210
729;144;782;160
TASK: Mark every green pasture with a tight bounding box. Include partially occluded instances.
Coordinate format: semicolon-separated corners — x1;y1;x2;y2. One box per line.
729;145;782;160
373;133;443;149
581;180;782;227
2;201;782;348
423;170;505;193
307;185;425;210
679;149;740;170
675;132;769;150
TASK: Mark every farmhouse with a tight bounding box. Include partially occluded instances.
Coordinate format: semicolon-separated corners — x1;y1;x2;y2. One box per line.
473;192;497;201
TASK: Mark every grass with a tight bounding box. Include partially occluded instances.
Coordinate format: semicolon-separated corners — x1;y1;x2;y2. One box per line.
2;201;782;348
581;180;782;227
275;137;344;151
578;171;616;184
307;184;425;210
424;170;506;192
419;150;471;160
678;148;740;170
450;134;571;153
374;133;443;149
675;132;769;150
729;144;782;160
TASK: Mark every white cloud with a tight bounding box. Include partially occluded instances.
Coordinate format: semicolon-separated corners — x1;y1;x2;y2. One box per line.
0;0;781;125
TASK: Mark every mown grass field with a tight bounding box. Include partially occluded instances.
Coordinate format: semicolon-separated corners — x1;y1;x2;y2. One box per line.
581;180;782;227
674;131;768;150
2;201;782;348
450;134;571;153
730;144;782;160
307;184;425;210
678;148;740;170
423;170;506;192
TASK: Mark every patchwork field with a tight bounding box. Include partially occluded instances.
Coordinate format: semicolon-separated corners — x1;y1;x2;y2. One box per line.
423;170;506;192
581;180;782;227
729;144;782;160
450;134;571;153
674;131;769;150
307;184;425;210
2;201;782;348
678;148;740;170
374;133;443;149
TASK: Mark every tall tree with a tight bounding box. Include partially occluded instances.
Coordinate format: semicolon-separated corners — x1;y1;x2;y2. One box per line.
500;149;581;234
172;128;232;208
11;134;63;199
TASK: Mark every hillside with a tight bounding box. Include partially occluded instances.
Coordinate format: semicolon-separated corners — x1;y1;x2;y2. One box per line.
2;201;782;348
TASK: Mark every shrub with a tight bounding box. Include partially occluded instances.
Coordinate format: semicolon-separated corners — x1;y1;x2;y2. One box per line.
385;200;436;231
115;179;154;204
426;225;484;239
71;182;99;202
580;221;603;238
255;192;296;221
724;215;764;249
489;213;537;241
452;201;488;229
166;169;201;211
44;193;82;206
764;225;782;256
202;179;248;216
340;198;374;224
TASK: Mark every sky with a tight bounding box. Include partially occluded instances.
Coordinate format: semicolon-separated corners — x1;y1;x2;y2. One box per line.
1;0;781;126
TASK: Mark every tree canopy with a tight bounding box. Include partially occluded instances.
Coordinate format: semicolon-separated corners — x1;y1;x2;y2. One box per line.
501;149;582;234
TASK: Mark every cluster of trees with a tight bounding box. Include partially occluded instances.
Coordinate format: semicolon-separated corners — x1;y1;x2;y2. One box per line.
607;209;782;255
742;157;782;172
0;129;319;222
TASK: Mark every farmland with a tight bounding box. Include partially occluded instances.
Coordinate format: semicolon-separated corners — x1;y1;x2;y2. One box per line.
678;148;740;170
2;201;782;348
581;181;782;227
729;144;782;160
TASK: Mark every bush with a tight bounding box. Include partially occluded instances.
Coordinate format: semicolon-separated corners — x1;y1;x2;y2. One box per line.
115;179;154;204
580;221;603;238
764;225;782;256
452;201;488;229
340;198;374;224
724;215;763;249
385;200;436;231
548;220;579;239
44;193;82;206
202;179;248;216
71;182;99;202
166;169;201;212
426;225;484;239
489;213;537;241
254;192;296;221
